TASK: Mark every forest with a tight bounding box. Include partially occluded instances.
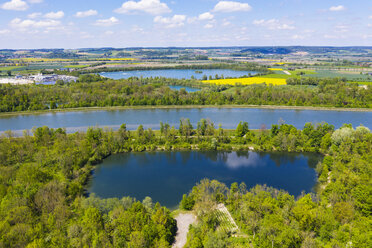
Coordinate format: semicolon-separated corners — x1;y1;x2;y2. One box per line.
0;76;371;113
0;120;370;247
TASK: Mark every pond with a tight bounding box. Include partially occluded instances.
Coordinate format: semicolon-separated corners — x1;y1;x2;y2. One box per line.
99;69;257;80
1;108;370;135
87;151;321;209
168;85;200;92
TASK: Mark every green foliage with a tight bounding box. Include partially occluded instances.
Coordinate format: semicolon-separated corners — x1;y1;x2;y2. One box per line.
182;124;371;247
180;194;195;210
0;77;371;113
0;120;370;247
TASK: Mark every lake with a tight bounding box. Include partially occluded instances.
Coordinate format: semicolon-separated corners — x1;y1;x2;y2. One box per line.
0;108;371;135
87;151;321;209
99;69;257;80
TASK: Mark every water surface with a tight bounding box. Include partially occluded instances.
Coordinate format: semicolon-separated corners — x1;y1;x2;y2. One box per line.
0;108;370;134
100;69;257;80
168;85;200;92
88;151;321;209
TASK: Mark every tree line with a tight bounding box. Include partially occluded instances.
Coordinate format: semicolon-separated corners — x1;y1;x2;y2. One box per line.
0;76;370;112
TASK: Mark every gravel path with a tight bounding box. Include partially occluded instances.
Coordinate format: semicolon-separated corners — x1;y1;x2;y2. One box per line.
172;213;196;248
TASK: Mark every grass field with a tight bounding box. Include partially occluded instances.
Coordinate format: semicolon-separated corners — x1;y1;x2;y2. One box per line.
308;70;372;81
350;81;372;85
64;64;90;69
203;77;287;86
0;66;25;71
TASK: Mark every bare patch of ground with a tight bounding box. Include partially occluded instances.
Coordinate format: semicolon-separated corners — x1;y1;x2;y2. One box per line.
173;213;196;248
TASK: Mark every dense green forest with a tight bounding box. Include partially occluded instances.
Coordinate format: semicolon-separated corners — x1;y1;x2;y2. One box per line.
0;120;370;247
0;76;371;112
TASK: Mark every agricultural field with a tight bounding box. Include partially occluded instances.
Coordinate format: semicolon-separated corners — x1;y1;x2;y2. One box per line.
7;58;75;62
307;70;372;81
64;64;90;69
0;66;25;71
203;77;287;86
351;81;372;85
215;204;239;234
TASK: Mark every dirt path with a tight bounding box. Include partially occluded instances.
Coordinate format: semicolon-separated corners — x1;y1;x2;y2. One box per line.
173;213;196;248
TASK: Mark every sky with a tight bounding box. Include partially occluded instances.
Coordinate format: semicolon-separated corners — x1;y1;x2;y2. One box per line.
0;0;371;49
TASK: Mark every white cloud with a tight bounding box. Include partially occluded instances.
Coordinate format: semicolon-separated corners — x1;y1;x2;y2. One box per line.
253;19;295;30
204;23;213;29
94;17;119;27
0;29;10;34
27;0;43;3
198;12;214;21
335;24;349;33
213;1;251;13
75;9;98;18
105;31;114;35
1;0;28;11
10;18;61;29
187;12;214;24
28;12;41;18
154;15;186;28
222;18;231;26
115;0;171;15
329;5;345;11
80;32;94;39
324;34;338;39
132;25;144;33
44;11;64;19
369;16;372;19
291;34;304;40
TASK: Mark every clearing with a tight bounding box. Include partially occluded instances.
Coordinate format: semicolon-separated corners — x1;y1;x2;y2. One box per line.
173;213;196;248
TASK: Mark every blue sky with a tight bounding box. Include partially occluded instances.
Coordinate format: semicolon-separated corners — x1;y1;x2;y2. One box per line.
0;0;371;49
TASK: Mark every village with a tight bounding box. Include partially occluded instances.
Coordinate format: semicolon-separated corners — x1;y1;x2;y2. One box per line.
0;73;77;85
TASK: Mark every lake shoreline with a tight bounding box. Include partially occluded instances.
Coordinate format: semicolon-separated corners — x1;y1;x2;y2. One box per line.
0;104;371;117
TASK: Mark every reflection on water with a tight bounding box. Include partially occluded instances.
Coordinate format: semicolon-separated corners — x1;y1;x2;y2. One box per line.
88;151;322;209
222;152;260;169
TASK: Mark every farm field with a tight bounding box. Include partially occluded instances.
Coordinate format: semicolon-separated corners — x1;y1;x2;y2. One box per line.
0;66;25;71
307;70;372;81
215;204;239;234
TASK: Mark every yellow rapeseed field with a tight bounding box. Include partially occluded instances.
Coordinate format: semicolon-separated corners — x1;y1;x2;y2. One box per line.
268;68;283;71
202;77;287;86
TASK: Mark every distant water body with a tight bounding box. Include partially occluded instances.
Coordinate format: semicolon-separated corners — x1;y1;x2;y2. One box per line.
99;69;257;80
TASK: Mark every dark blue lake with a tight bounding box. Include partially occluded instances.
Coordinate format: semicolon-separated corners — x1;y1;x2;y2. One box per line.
99;69;256;80
87;151;321;209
